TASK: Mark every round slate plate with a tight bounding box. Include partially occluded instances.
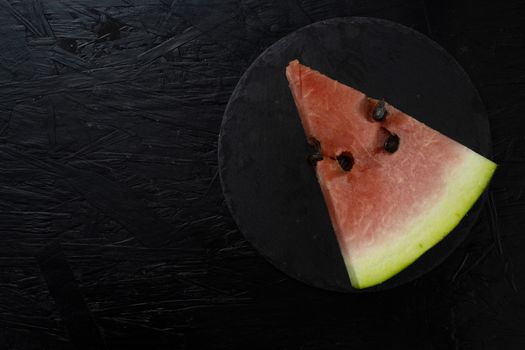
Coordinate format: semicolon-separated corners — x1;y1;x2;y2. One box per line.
218;17;492;292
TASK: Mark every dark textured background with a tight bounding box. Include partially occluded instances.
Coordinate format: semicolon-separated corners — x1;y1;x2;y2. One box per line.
0;1;523;349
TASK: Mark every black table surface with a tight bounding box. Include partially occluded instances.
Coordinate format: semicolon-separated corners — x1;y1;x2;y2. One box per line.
0;1;523;349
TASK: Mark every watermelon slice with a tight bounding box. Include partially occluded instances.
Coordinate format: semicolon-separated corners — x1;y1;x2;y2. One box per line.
286;59;497;289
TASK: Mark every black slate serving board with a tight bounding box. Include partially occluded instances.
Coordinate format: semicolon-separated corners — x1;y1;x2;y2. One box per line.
219;17;493;292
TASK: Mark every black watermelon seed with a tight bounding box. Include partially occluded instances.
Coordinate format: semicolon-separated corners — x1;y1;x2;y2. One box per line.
310;138;321;152
337;154;354;171
384;133;400;153
373;99;388;121
307;153;323;166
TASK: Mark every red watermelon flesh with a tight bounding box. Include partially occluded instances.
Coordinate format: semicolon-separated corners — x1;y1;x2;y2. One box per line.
286;60;496;289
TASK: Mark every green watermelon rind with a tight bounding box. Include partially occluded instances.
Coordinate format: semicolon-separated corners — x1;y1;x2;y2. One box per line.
344;151;497;289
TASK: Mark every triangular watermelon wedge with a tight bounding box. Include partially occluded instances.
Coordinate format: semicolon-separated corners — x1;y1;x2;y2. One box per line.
286;59;497;289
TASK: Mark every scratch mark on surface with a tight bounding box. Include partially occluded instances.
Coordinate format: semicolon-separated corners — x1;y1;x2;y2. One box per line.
451;253;470;282
488;191;504;256
0;0;44;37
137;26;202;63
